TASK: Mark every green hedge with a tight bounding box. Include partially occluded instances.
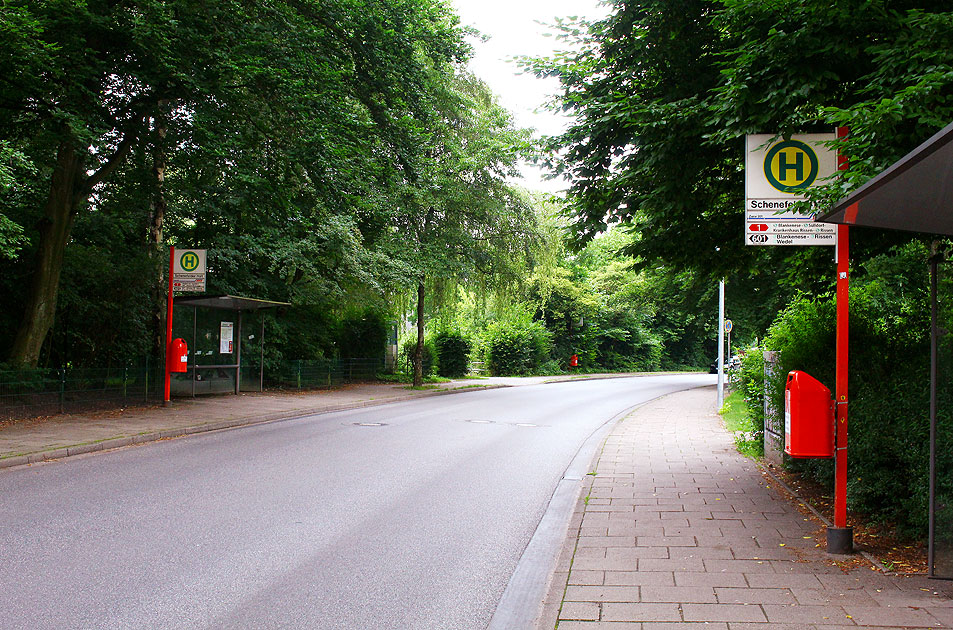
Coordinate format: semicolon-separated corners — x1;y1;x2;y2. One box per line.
753;243;940;535
483;319;552;376
435;330;471;378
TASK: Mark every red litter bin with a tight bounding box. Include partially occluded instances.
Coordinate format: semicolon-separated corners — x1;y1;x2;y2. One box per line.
784;370;834;458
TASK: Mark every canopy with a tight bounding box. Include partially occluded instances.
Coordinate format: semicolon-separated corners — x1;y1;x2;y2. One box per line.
174;294;289;311
817;120;953;235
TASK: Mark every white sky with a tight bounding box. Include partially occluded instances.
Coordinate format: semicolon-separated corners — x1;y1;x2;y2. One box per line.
449;0;612;193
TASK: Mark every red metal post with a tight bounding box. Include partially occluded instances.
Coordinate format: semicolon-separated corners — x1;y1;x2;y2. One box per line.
164;246;175;404
833;126;850;534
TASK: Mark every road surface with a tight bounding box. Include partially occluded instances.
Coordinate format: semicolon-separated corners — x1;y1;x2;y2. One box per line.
0;374;713;629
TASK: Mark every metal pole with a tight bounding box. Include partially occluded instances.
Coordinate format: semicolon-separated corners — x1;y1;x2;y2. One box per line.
829;125;852;554
929;246;939;576
260;315;265;393
717;279;725;408
235;310;243;395
192;305;197;398
164;246;175;404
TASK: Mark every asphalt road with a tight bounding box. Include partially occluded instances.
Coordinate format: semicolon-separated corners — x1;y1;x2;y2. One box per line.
0;374;713;629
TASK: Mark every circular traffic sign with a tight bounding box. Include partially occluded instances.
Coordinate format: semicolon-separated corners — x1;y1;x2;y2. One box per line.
763;140;819;192
725;319;733;333
179;251;200;272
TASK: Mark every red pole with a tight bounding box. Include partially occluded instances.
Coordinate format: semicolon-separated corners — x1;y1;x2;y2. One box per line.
830;126;852;552
164;246;175;404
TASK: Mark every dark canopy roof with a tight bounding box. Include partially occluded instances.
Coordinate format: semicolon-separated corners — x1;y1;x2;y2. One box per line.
817;120;953;236
174;294;289;311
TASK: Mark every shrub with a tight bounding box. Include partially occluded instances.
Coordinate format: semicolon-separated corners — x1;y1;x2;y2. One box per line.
434;330;471;378
760;246;936;535
400;336;436;376
484;319;552;376
338;309;387;360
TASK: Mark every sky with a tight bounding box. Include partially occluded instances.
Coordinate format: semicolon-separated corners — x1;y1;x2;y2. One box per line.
448;0;612;193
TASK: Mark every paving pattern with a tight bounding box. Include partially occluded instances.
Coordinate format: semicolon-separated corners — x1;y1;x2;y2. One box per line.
539;387;953;629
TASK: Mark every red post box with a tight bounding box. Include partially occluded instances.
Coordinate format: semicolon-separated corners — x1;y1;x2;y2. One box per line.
569;354;579;368
784;370;834;458
168;338;189;374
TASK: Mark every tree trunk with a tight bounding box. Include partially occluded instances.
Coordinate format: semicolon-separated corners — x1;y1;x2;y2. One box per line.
413;280;425;387
148;109;169;363
7;142;85;367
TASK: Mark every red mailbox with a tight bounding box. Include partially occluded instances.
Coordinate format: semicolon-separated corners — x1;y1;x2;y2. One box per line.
168;338;189;374
784;370;834;458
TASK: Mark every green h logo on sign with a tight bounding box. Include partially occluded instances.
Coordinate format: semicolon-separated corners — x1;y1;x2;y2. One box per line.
764;140;819;192
180;251;200;272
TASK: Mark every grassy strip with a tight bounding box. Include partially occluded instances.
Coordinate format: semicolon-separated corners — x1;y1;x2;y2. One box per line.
719;390;763;459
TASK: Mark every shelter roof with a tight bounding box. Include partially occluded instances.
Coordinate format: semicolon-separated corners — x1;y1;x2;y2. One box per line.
817;120;953;235
173;295;290;311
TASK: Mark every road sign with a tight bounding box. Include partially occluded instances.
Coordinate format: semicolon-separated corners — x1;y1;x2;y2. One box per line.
172;248;206;292
745;134;838;246
725;319;732;334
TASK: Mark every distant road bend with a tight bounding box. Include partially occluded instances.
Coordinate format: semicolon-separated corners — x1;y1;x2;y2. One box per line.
0;374;713;629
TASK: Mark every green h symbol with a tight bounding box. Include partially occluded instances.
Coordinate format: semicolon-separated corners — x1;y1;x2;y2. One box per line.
777;149;804;183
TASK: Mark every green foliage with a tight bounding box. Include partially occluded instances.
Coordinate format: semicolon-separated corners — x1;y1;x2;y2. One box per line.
338;310;388;360
720;390;762;459
482;318;552;376
434;330;471;378
401;336;436;377
759;243;935;534
528;1;953;286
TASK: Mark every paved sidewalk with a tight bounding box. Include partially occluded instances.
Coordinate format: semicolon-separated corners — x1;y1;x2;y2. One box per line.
538;386;953;630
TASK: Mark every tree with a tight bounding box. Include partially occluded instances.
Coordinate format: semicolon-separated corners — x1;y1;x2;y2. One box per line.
526;1;953;281
381;73;538;386
0;0;470;367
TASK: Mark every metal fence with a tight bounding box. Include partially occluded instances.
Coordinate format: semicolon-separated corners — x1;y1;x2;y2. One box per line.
0;358;386;421
0;362;164;421
267;358;384;390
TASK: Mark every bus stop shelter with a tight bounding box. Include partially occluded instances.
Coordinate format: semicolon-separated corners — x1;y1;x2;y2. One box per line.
818;120;953;578
171;295;289;397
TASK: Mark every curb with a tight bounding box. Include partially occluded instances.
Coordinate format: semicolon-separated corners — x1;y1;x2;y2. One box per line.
0;383;508;470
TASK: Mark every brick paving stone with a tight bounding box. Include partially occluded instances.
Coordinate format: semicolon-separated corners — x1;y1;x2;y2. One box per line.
639;558;706;572
789;588;879;607
602;603;683;622
681;603;768;623
704;559;777;573
604;571;677;587
570;570;607;585
640;585;717;603
761;604;856;625
557;623;644;630
642;624;728;630
573;557;640;572
674;572;748;588
607;547;670;561
566;586;646;602
928;607;953;627
841;605;946;627
560;601;602;621
744;574;824;589
668;547;734;560
715;587;796;605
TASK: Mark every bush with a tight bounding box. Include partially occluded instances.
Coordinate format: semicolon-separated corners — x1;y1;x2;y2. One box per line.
400;337;436;377
483;319;552;376
760;246;936;535
434;330;471;378
338;309;387;360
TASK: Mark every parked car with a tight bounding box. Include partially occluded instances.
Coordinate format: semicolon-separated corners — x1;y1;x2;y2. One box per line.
709;355;740;374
